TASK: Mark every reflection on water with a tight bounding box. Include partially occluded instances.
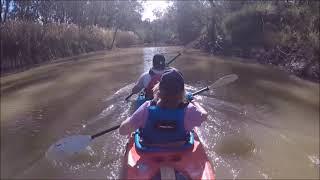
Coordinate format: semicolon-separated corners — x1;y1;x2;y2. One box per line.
1;47;319;179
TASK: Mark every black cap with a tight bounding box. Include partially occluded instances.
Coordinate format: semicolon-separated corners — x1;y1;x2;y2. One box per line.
159;68;185;95
153;54;166;70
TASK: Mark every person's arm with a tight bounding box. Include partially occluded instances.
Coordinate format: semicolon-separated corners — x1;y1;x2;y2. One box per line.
184;101;208;131
190;100;208;121
119;117;135;135
119;101;149;135
131;74;146;94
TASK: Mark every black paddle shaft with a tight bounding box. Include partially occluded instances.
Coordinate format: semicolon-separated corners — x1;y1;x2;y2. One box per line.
192;87;209;96
166;52;181;66
91;125;121;139
125;93;134;101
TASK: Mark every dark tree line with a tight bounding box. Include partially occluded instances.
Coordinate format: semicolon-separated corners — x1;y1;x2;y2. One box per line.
143;0;319;81
1;0;319;81
1;0;142;29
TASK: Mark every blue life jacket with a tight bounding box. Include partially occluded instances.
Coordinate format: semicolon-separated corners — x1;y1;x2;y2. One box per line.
135;92;147;110
140;101;189;144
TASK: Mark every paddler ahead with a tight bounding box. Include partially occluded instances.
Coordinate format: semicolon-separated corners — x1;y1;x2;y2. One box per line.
131;54;167;100
119;68;208;148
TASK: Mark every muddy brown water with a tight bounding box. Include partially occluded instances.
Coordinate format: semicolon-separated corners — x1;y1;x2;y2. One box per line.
1;47;319;179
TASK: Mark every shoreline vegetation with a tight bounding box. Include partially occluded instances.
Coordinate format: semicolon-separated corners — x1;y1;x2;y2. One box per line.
1;20;139;75
1;1;319;82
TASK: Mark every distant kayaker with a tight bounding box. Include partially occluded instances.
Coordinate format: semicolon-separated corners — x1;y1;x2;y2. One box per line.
119;69;208;145
131;54;166;100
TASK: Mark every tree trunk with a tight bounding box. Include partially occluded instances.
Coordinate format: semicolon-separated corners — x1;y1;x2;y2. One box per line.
0;1;2;22
110;26;119;49
3;0;11;22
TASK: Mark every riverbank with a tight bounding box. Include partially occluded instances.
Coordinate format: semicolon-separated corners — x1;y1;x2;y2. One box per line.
0;49;115;78
194;38;319;83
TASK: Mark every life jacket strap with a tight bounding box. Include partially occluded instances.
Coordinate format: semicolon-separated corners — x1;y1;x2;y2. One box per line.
150;100;189;109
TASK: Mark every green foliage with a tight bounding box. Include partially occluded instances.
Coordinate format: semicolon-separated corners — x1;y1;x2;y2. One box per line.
224;9;263;48
203;1;320;81
175;1;205;44
1;0;319;81
2;0;142;30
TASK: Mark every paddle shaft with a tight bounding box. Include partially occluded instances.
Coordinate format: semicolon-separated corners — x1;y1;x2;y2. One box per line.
125;52;181;101
91;125;120;139
125;93;134;101
165;53;181;66
192;87;209;96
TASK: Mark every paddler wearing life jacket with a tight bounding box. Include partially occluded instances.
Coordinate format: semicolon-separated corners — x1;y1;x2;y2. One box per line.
131;54;166;100
119;69;208;147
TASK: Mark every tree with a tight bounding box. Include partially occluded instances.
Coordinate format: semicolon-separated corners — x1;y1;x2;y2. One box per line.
1;0;11;23
10;0;39;22
109;0;143;48
174;1;205;44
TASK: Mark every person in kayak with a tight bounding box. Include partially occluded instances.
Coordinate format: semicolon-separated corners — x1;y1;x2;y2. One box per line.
131;54;166;100
119;69;208;146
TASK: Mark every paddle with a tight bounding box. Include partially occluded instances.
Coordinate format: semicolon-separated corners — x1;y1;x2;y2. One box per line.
46;74;238;159
192;74;239;96
125;52;182;101
165;52;181;66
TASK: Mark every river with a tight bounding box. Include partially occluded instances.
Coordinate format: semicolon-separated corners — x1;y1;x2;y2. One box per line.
1;47;319;179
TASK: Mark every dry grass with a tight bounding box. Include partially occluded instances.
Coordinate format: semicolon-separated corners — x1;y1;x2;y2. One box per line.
1;21;140;74
116;31;140;48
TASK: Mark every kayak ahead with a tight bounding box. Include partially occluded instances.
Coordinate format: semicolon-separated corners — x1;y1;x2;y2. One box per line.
121;128;215;179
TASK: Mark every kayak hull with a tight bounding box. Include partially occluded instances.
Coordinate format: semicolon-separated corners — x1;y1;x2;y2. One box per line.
122;129;215;179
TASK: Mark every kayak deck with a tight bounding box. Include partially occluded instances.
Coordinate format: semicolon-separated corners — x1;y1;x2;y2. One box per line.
122;130;215;179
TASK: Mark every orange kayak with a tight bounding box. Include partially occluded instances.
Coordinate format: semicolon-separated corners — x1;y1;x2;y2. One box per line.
121;129;215;179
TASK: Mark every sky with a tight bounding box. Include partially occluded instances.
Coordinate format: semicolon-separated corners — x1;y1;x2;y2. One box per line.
141;0;172;21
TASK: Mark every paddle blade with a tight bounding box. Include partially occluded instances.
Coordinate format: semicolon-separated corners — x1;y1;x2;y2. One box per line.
46;135;91;160
209;74;238;89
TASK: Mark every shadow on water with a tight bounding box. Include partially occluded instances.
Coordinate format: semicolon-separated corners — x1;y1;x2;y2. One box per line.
1;70;59;95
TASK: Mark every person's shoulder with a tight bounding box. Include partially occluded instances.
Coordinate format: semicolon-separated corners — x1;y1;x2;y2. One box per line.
132;100;151;116
186;102;196;109
185;102;201;114
151;68;165;75
141;71;150;76
139;71;150;79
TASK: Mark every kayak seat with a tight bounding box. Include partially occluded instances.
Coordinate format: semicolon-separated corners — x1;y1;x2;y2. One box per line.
134;129;194;153
151;168;189;180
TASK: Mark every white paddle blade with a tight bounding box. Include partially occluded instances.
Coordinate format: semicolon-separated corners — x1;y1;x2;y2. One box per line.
209;74;238;89
46;135;91;160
